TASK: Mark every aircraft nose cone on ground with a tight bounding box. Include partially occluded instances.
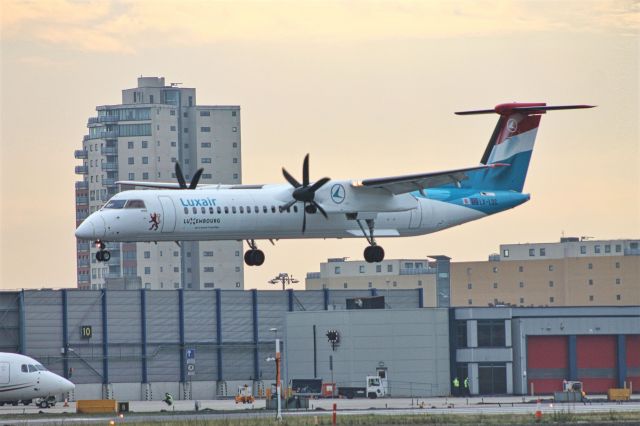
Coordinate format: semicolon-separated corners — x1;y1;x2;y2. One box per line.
59;376;75;393
75;214;106;240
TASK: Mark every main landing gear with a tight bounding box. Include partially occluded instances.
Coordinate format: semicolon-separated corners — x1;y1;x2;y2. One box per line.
95;240;111;262
244;240;265;266
358;219;385;263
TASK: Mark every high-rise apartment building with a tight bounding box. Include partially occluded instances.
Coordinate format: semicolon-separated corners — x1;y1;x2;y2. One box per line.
74;77;244;290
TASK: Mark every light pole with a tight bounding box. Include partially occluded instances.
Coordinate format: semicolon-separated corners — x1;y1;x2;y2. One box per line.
268;273;299;291
270;327;282;420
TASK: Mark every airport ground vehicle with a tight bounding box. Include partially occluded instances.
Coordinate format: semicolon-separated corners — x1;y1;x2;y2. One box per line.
235;384;255;404
338;376;387;399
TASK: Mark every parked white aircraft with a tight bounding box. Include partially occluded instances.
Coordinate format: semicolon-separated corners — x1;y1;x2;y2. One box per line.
75;102;593;266
0;353;75;408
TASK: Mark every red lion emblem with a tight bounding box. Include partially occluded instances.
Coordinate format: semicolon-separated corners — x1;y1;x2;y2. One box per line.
149;213;161;231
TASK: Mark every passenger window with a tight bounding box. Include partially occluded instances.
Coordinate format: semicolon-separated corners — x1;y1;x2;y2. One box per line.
184;207;188;214
192;207;197;214
217;207;222;214
239;206;244;213
255;206;259;213
201;207;205;214
28;365;37;373
263;206;267;213
247;206;251;213
21;364;28;373
271;206;276;213
224;207;229;214
125;199;146;209
293;205;298;213
232;207;237;214
209;207;214;214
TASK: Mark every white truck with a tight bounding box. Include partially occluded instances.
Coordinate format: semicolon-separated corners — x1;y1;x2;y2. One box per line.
338;376;387;399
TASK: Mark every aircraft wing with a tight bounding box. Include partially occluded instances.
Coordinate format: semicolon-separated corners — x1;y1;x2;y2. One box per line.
358;163;508;195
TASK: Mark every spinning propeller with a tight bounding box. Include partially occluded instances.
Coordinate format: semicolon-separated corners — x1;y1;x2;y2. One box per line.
281;154;331;232
175;162;204;189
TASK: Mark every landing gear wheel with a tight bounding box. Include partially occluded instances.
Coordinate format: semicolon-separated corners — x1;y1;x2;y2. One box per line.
96;251;103;262
244;249;265;266
38;400;48;409
364;245;384;263
102;251;111;262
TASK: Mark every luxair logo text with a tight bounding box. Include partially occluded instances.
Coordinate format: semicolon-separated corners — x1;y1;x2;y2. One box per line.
180;197;217;207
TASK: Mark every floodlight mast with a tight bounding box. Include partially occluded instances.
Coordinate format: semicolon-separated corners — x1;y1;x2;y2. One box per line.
268;273;299;291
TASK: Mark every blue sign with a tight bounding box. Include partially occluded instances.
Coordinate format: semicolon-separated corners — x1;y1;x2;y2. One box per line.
186;348;196;360
330;184;346;204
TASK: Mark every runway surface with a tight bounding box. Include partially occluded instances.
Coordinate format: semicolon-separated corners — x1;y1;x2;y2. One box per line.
1;396;639;424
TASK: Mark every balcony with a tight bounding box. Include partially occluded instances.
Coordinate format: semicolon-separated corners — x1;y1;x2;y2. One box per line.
75;181;89;190
83;135;89;142
306;272;321;279
74;149;88;159
399;267;436;275
101;146;118;155
75;165;88;175
76;196;89;205
102;130;118;139
103;177;117;186
101;162;118;171
77;242;90;251
98;115;119;123
78;259;90;267
625;248;640;256
87;117;99;125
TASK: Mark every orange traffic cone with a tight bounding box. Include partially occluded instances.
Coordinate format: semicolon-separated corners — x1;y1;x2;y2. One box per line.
534;399;542;422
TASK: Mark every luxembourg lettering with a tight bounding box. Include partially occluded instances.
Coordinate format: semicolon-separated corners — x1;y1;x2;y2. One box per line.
179;197;217;207
184;217;221;225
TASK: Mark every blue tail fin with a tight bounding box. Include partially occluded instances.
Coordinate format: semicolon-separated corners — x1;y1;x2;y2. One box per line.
457;103;594;192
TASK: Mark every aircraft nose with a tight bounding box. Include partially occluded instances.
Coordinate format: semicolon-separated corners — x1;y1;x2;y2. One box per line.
75;214;106;240
61;377;75;393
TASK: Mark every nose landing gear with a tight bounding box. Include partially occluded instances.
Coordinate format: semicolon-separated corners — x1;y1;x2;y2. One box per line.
95;240;111;262
244;240;265;266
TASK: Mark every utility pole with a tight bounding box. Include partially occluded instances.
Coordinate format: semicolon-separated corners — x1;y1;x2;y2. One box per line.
268;273;299;291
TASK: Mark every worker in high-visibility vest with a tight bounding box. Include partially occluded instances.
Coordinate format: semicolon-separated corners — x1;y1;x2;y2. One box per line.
452;377;460;396
464;377;470;396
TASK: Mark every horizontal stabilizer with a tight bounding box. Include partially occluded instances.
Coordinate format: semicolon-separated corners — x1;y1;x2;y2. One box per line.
455;104;595;116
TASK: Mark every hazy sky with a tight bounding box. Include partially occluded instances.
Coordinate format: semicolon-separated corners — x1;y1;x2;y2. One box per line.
1;0;638;290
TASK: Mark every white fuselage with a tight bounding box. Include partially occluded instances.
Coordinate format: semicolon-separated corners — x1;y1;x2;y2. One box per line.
0;353;75;402
76;181;487;243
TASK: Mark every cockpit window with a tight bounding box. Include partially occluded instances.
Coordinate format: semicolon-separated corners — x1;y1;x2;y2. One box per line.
125;199;146;209
35;364;47;371
104;199;126;209
21;364;28;373
28;364;37;372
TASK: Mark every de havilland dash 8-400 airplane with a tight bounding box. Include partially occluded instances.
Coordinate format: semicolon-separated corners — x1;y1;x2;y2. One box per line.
75;102;593;266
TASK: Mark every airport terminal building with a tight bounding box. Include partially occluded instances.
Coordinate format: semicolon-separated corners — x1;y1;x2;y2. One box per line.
1;289;637;401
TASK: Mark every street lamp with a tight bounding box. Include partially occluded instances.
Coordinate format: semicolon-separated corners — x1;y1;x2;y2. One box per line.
270;327;282;420
268;273;299;291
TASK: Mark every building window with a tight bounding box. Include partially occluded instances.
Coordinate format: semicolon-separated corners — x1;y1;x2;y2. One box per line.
170;125;176;131
594;245;601;254
392;281;397;287
171;141;176;147
477;320;505;347
549;296;554;303
548;265;554;271
376;265;382;273
144;251;150;259
200;110;211;116
549;281;554;287
204;282;214;288
589;295;594;301
143;172;149;180
616;278;621;284
580;245;586;254
529;248;535;257
128;157;134;164
368;282;372;288
502;249;509;258
455;321;467;348
588;279;593;285
387;264;393;272
233;158;238;164
605;244;611;253
615;244;622;252
343;283;348;289
128;172;135;180
519;297;524;304
128;141;134;149
359;265;365;273
492;266;498;273
204;267;214;272
142;156;148;164
232;110;237;117
539;248;546;256
233;173;239;179
418;280;422;286
518;266;523;272
144;267;151;275
588;263;593;270
170;110;176;116
519;282;524;288
468;299;473;305
142;140;148;148
335;266;341;274
201;158;212;163
201;142;211;148
173;267;179;273
235;282;241;288
200;127;211;132
203;251;214;257
615;262;620;269
468;283;473;290
616;294;621;301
